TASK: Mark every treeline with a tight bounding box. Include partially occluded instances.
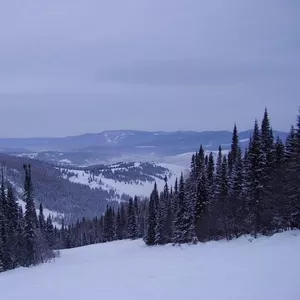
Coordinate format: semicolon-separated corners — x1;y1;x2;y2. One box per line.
56;198;147;249
56;108;300;249
0;165;57;273
145;108;300;245
1;154;115;223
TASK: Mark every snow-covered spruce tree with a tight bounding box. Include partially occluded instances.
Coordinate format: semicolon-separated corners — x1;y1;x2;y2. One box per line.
220;156;230;240
292;109;300;228
103;206;116;242
120;202;127;239
283;112;300;229
206;152;215;199
45;215;55;249
116;208;123;240
210;147;225;240
173;173;193;244
127;198;137;239
228;124;239;176
155;191;166;245
6;185;19;269
260;109;277;234
195;172;210;242
0;169;12;271
23;164;39;266
163;178;173;243
38;203;46;234
134;196;141;238
227;125;246;238
246;121;264;238
145;183;158;246
228;146;245;238
0;199;4;272
270;136;288;231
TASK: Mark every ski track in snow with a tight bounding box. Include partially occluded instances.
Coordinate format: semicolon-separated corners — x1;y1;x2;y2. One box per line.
1;231;299;300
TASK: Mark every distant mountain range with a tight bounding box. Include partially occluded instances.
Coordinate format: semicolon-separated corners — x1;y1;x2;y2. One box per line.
0;129;288;223
0;130;288;166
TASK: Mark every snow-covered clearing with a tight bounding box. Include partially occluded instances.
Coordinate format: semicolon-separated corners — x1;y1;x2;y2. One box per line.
1;231;299;300
61;163;184;200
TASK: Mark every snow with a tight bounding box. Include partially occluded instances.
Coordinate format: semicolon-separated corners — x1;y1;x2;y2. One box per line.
1;231;299;300
61;162;184;200
240;138;250;143
16;198;63;229
15;153;38;159
163;150;230;168
58;158;72;165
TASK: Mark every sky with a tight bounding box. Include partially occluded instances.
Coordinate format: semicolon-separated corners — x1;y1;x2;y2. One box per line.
0;0;299;138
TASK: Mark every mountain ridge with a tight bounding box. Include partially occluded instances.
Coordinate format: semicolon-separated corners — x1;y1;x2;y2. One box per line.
0;129;287;151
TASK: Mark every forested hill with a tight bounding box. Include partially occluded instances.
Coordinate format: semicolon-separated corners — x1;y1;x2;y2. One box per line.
0;155;184;223
58;108;300;250
0;154;117;223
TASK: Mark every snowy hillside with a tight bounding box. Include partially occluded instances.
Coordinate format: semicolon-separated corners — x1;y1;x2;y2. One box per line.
163;150;230;167
60;162;185;200
1;231;299;300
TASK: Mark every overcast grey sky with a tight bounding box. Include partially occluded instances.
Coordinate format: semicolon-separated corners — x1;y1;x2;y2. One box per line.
0;0;299;137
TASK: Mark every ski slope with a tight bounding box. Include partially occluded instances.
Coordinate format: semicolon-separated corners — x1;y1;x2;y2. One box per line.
1;231;300;300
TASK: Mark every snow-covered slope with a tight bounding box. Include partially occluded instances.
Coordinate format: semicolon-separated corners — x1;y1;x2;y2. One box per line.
60;162;185;200
1;231;299;300
163;150;230;167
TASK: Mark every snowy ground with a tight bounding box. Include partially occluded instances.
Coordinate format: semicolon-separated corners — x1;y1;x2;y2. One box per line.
1;231;299;300
61;162;185;200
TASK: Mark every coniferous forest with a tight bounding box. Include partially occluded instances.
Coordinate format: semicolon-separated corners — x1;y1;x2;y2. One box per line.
0;165;56;272
56;108;300;249
1;108;300;273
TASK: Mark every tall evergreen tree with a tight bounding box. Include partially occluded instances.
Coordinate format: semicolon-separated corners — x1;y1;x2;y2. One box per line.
127;198;137;239
246;121;264;237
145;184;158;246
173;173;194;244
0;168;10;270
195;173;209;241
228;124;239;175
163;178;173;243
23;164;38;266
116;208;123;240
5;186;19;269
38;203;46;233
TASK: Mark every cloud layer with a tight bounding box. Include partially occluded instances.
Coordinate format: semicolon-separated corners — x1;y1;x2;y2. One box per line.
0;0;299;137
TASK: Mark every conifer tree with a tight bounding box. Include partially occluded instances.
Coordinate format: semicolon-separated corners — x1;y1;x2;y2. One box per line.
45;216;55;249
38;203;46;233
246;121;264;237
207;152;215;198
219;156;230;239
229;147;245;237
228;124;239;175
145;184;158;246
23;164;39;266
173;173;193;244
155;191;166;245
120;202;127;239
195;173;209;241
134;196;140;237
127;198;137;239
0;169;10;270
6;186;19;269
116;208;123;240
163;178;173;243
